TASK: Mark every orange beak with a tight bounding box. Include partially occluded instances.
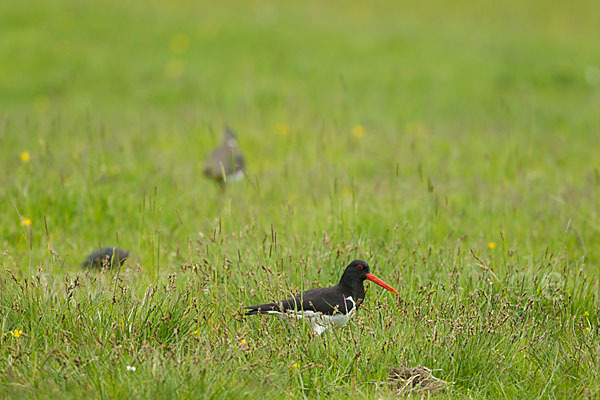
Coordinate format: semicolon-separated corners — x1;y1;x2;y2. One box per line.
366;273;399;294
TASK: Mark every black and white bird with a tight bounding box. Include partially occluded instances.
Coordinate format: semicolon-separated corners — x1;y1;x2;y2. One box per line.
203;127;245;186
82;247;129;269
244;260;398;335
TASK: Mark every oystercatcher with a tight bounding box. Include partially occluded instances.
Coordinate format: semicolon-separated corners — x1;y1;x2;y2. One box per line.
244;260;398;335
203;126;245;186
82;247;129;269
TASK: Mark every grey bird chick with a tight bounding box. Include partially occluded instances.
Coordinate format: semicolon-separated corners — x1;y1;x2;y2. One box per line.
203;127;245;185
82;247;129;269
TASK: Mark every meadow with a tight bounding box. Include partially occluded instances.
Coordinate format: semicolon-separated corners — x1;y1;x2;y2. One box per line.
1;0;599;398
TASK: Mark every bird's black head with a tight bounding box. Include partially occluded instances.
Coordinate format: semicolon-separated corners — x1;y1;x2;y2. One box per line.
339;259;399;294
341;260;371;282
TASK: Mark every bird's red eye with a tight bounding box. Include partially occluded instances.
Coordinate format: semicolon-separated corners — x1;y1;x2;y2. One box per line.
357;264;364;270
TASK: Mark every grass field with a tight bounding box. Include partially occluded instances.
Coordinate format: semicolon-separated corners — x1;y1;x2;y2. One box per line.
1;0;599;398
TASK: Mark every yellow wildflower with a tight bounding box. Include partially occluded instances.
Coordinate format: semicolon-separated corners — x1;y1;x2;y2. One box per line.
192;329;201;338
10;329;23;338
352;124;365;139
170;33;190;54
583;311;589;317
20;152;31;163
20;217;32;227
488;242;497;250
274;122;289;136
241;338;247;344
292;362;299;368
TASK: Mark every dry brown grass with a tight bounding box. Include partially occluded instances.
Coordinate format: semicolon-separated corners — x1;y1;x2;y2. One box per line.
388;364;450;396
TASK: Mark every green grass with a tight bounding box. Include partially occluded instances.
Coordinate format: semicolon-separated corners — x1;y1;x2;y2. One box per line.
1;0;599;398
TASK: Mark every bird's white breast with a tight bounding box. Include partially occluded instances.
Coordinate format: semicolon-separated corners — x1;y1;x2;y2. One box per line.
227;169;245;182
267;296;357;335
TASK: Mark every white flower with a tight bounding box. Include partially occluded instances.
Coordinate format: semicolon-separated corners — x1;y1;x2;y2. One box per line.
126;365;136;372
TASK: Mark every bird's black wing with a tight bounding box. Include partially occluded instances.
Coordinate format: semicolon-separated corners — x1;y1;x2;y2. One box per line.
245;286;354;316
290;286;354;315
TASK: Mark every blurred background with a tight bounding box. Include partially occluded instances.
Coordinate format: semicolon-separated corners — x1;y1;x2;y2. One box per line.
0;0;599;272
2;3;599;397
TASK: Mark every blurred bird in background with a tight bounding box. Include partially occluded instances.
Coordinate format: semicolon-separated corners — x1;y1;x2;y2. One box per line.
203;126;245;187
82;247;129;269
